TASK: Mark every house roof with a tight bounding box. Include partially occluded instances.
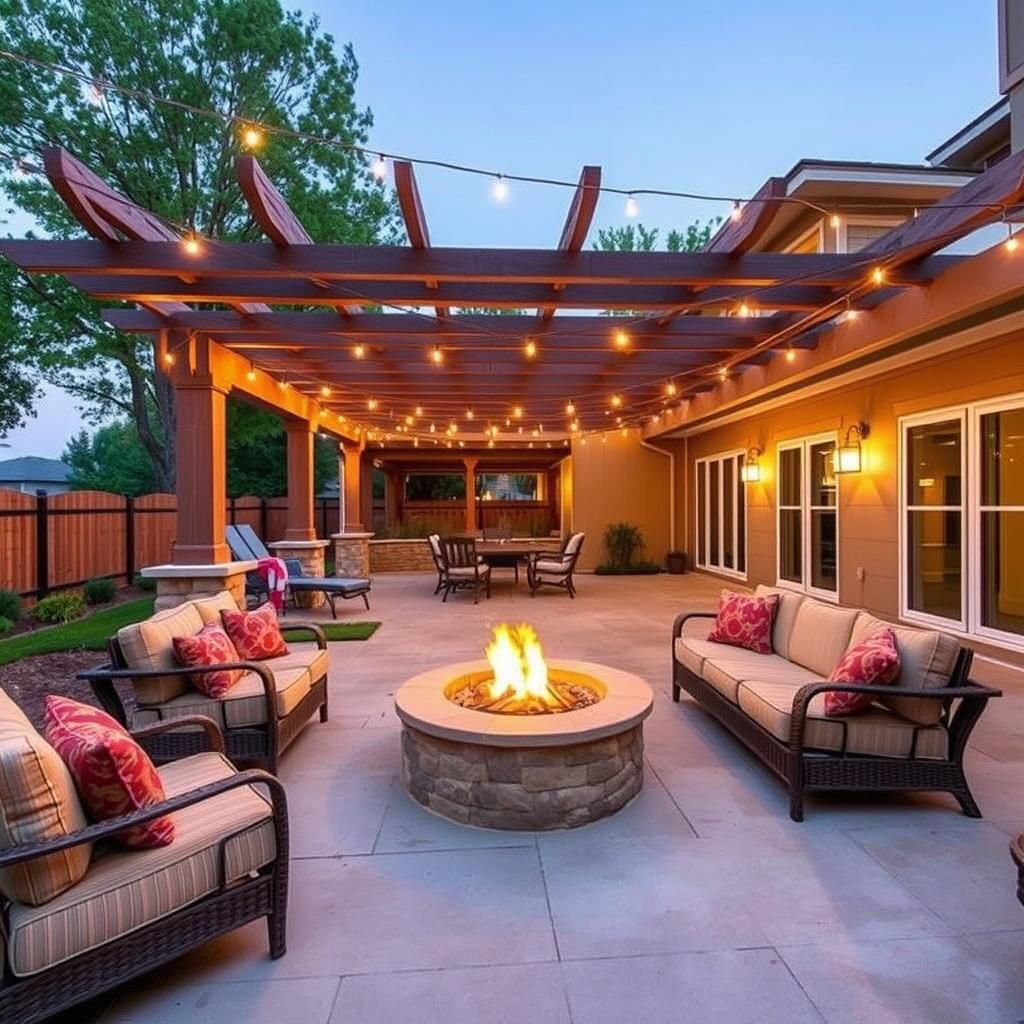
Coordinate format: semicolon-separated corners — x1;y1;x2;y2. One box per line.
926;98;1010;170
0;456;71;483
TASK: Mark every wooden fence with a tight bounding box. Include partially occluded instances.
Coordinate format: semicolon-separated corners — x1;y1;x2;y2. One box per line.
0;489;341;598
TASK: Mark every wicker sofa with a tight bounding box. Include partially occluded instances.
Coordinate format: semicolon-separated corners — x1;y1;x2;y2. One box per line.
672;585;1001;821
79;590;328;774
0;691;288;1024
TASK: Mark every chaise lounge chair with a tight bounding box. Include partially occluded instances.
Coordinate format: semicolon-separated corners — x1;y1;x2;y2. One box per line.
226;523;371;618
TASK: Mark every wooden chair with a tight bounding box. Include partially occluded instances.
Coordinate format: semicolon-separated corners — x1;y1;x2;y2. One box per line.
527;532;585;598
427;533;447;594
439;536;491;604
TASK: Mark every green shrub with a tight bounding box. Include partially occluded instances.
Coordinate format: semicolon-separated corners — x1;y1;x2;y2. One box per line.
134;574;157;592
0;616;13;636
32;592;86;625
84;577;117;605
0;589;22;623
602;521;646;570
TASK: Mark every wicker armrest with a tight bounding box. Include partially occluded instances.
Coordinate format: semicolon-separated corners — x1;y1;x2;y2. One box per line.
131;714;225;754
278;622;327;649
671;611;716;640
0;769;286;870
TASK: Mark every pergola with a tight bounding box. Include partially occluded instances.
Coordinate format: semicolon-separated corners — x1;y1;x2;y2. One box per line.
2;146;1023;569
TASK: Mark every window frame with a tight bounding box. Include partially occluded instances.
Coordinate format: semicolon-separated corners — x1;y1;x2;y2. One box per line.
899;393;1024;651
775;432;840;602
694;448;747;581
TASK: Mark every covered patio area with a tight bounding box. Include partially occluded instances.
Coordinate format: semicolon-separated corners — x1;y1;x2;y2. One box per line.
73;572;1024;1023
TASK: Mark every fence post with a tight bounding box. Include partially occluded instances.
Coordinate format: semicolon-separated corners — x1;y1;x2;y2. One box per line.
35;489;49;598
260;497;268;541
125;495;136;583
229;495;236;525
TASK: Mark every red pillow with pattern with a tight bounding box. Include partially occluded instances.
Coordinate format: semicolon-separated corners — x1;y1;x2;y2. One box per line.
220;601;289;661
172;623;243;698
824;627;902;717
706;590;778;655
43;695;174;849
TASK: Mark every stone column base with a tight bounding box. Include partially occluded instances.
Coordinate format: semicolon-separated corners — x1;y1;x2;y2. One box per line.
269;539;330;609
141;561;257;612
331;532;373;578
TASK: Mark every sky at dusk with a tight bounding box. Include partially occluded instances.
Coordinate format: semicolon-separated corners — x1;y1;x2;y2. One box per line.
1;1;1000;460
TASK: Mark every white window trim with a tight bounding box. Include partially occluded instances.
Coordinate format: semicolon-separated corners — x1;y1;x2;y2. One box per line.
783;221;824;255
776;432;840;602
836;215;904;254
694;448;747;581
899;392;1024;652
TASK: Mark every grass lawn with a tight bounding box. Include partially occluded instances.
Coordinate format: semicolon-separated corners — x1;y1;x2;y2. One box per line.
0;597;157;666
288;622;380;642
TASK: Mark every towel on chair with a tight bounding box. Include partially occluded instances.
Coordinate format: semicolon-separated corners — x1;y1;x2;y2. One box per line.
256;556;289;611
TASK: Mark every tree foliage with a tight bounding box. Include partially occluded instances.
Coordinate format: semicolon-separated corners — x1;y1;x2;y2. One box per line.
0;0;401;486
592;220;720;253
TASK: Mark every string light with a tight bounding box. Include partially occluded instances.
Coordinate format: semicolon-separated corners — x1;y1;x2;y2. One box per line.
430;345;443;364
429;422;436;433
737;301;751;318
278;379;287;390
320;384;331;397
181;233;201;255
372;154;387;181
610;394;622;408
465;408;474;420
414;405;423;416
785;346;796;363
1006;224;1019;252
513;405;523;418
625;194;639;218
871;266;885;286
524;339;537;359
829;212;842;229
613;329;630;350
241;125;263;149
665;381;677;396
367;397;378;410
730;200;742;222
718;367;729;380
246;364;256;382
161;350;175;366
353;343;365;359
565;400;576;415
492;174;509;201
404;414;414;426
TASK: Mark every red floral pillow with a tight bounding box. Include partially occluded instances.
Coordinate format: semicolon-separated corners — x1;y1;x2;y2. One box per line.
172;623;243;698
43;696;174;849
824;627;902;717
220;601;289;661
707;590;779;654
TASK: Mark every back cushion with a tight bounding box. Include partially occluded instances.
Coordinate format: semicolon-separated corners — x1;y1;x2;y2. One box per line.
754;585;805;659
117;602;205;705
191;590;241;626
0;691;91;906
787;599;859;677
850;613;960;725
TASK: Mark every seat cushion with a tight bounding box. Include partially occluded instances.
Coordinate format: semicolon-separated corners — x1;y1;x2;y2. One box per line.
7;752;276;977
535;558;569;573
0;691;91;907
269;644;328;685
190;589;241;626
43;697;174;850
448;565;490;579
118;603;205;705
703;652;820;705
850;613;961;726
786;599;859;678
737;680;948;760
754;585;806;660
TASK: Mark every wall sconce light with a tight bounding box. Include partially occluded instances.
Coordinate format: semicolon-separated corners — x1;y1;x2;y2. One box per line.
834;421;870;474
740;446;762;483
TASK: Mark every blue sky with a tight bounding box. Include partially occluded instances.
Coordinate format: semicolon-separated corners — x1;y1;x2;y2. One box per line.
1;1;999;459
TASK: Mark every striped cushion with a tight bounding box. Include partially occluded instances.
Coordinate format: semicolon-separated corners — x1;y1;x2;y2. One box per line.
118;603;205;705
7;752;277;977
737;679;948;760
0;691;92;907
702;653;819;706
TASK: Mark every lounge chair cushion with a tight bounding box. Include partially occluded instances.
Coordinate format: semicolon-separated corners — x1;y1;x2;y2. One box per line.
288;576;370;594
786;600;859;678
737;680;948;760
118;603;205;705
7;752;276;977
0;691;92;907
850;613;960;726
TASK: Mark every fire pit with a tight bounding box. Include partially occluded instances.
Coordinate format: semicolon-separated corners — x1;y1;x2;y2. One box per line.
394;624;653;830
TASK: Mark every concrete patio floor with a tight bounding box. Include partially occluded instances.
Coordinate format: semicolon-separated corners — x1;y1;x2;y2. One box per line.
89;572;1024;1023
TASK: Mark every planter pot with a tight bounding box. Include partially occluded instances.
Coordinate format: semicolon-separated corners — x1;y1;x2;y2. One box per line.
665;553;686;575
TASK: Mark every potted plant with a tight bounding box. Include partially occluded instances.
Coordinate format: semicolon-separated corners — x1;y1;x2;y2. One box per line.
666;551;686;575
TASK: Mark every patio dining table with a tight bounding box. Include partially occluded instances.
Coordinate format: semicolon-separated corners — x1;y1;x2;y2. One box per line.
475;542;550;583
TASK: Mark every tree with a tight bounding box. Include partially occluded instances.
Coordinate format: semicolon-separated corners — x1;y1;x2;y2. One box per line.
63;421;158;494
0;0;402;487
592;220;720;253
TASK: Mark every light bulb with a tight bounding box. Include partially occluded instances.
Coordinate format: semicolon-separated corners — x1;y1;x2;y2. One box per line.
181;234;201;255
242;126;263;149
524;339;537;359
665;382;677;396
430;345;443;364
246;366;256;382
737;302;751;318
465;408;474;420
610;394;622;408
513;405;523;418
566;400;575;415
414;406;423;416
718;367;728;380
613;329;630;349
353;343;365;359
492;175;509;201
405;415;414;426
730;200;742;222
625;195;639;218
162;351;175;366
367;397;378;410
1007;230;1020;253
829;213;841;229
372;155;387;181
871;266;885;286
278;379;287;390
429;422;436;433
785;348;796;363
320;385;331;397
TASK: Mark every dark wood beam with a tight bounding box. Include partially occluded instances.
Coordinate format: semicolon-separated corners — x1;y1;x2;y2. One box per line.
394;160;448;318
556;165;602;251
706;177;787;254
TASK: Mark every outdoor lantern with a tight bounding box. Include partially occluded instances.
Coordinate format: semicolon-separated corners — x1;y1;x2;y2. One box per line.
834;421;870;474
740;446;762;483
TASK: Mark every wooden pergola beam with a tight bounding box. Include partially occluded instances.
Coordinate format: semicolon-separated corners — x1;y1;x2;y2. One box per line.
706;177;787;254
394;160;449;318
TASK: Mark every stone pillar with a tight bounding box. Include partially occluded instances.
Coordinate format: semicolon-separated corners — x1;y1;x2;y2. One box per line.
142;562;257;612
268;539;330;609
173;380;230;565
463;456;478;535
284;419;316;542
332;532;373;578
342;440;365;532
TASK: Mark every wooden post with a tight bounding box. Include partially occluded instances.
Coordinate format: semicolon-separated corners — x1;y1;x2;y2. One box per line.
342;439;364;532
284;419;317;542
463;457;478;535
35;490;49;597
125;495;136;583
173;381;231;564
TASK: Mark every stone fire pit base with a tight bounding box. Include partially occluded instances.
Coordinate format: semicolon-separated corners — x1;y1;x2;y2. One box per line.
401;724;644;830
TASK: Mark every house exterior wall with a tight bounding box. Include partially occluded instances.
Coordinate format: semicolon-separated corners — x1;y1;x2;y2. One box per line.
680;329;1024;669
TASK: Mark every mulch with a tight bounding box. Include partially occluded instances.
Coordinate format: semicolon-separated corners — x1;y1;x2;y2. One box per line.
0;650;104;732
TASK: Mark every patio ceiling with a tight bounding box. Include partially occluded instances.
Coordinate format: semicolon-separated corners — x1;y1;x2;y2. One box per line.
3;147;1024;442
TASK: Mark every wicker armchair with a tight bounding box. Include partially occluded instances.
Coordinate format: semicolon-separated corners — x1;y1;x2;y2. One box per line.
0;712;289;1024
1012;834;1024;907
439;536;491;603
527;532;585;598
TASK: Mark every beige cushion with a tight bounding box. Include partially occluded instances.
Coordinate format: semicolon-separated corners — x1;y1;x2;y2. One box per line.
0;691;91;907
448;564;490;579
754;585;806;659
850;613;961;726
191;589;241;626
7;752;276;977
703;653;820;705
117;602;205;704
269;644;328;685
737;680;948;760
786;599;859;678
535;558;570;573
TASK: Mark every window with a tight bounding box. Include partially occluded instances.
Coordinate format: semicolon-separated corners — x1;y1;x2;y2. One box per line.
777;434;838;599
404;474;465;501
901;396;1024;648
695;451;746;578
476;473;541;501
